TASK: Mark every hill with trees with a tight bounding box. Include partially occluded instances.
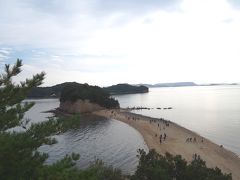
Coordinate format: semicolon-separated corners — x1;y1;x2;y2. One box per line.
104;83;149;95
60;82;119;109
27;82;73;98
27;83;149;98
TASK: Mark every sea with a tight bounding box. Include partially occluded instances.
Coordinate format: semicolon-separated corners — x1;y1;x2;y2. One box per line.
24;85;240;174
114;85;240;156
24;99;148;175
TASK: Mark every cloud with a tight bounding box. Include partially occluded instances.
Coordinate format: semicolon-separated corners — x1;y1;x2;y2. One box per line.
0;47;12;65
0;49;11;55
228;0;240;8
1;0;240;86
223;18;234;23
93;0;181;15
0;54;8;65
0;0;182;48
29;0;181;16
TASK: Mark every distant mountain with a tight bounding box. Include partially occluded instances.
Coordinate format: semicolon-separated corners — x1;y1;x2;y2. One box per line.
198;83;239;86
137;82;197;88
137;82;240;88
154;82;197;87
104;83;149;95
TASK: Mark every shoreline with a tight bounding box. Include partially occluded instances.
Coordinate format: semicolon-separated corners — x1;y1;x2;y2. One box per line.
93;108;240;180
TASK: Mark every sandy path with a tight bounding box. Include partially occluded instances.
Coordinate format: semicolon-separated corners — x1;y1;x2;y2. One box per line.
93;109;240;180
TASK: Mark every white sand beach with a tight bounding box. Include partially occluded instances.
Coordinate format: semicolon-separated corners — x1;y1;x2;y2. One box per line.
94;109;240;180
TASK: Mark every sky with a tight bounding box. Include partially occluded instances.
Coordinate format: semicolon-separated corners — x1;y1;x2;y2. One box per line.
0;0;240;86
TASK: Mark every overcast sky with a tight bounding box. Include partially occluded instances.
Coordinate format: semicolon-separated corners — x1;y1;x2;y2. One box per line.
1;0;240;86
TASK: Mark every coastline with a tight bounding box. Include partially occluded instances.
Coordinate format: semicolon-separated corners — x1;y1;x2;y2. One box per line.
93;109;240;180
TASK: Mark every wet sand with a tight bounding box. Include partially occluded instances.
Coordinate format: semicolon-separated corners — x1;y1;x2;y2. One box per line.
94;109;240;180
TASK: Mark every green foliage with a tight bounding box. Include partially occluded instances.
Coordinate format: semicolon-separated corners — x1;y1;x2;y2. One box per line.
77;160;124;180
131;149;232;180
0;59;45;131
37;154;80;180
60;83;119;108
28;82;75;98
27;82;148;99
38;159;123;180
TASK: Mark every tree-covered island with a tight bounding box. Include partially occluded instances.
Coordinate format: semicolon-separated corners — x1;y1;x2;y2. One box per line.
59;82;119;113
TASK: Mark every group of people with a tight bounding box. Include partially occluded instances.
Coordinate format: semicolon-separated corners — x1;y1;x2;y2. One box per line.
192;153;201;160
159;133;167;144
127;116;140;121
149;118;171;126
186;137;197;142
152;119;170;144
118;110;170;145
186;137;204;143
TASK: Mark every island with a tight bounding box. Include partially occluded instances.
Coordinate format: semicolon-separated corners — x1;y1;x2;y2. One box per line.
138;82;239;88
58;82;119;114
27;82;149;98
104;83;149;95
138;82;197;88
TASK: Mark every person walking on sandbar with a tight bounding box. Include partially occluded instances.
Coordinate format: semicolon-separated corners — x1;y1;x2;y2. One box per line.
163;133;166;140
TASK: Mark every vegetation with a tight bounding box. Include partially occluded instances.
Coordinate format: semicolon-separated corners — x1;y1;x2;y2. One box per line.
27;83;148;99
0;59;122;179
38;159;123;180
60;82;119;108
131;149;232;180
104;83;149;95
27;82;79;98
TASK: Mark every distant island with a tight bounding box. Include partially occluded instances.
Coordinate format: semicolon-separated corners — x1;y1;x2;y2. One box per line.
138;82;239;88
138;82;197;88
27;82;149;98
199;83;239;86
104;83;149;95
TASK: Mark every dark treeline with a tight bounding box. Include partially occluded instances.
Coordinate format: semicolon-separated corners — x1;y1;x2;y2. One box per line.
131;149;232;180
104;83;149;95
60;83;119;109
27;82;72;98
27;83;149;98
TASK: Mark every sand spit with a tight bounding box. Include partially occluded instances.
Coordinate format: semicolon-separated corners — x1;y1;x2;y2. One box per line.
93;109;240;180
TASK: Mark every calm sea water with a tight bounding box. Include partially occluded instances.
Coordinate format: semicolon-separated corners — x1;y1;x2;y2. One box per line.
114;85;240;156
24;99;148;174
